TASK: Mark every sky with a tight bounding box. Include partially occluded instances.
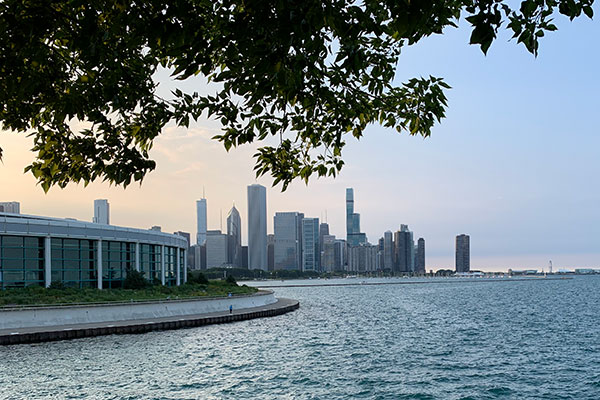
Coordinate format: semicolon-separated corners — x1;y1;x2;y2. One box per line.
1;9;598;271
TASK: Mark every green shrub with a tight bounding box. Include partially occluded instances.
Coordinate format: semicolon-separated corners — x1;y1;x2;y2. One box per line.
123;268;148;289
226;274;237;285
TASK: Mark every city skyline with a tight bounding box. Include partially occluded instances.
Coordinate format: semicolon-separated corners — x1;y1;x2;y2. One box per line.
1;18;598;270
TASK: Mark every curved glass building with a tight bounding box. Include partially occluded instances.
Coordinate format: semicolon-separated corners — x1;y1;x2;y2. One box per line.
0;213;188;289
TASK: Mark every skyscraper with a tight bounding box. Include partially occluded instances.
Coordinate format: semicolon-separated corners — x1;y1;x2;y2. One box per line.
227;205;242;266
205;230;228;268
383;231;394;270
302;217;320;272
196;198;207;245
416;238;425;274
394;225;414;274
93;199;110;224
247;184;267;270
456;234;470;273
321;235;336;272
346;188;367;246
274;212;304;270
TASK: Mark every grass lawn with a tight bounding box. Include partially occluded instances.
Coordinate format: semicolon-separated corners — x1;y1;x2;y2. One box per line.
0;281;258;307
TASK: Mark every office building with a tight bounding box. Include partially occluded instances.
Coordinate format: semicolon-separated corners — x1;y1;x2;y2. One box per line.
383;231;393;270
321;235;336;272
274;212;304;270
346;188;367;246
226;205;242;266
267;234;275;271
0;211;187;288
334;239;346;271
247;184;267;270
347;244;379;272
415;238;425;274
456;234;470;273
196;198;207;245
394;226;414;274
205;230;228;268
302;217;320;272
0;202;20;214
93;199;110;225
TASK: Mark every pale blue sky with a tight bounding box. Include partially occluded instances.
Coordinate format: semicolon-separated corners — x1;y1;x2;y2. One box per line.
1;9;598;270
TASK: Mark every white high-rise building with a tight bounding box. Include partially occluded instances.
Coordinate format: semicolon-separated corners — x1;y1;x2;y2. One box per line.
247;184;267;270
0;201;20;214
196;198;207;245
93;199;110;224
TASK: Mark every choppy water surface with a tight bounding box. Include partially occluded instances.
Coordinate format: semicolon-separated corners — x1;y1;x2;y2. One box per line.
2;276;600;399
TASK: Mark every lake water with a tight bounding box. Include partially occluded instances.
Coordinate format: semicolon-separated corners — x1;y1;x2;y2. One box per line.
1;276;599;399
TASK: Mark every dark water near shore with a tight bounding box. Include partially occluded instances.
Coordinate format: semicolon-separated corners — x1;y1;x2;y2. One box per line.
1;276;600;399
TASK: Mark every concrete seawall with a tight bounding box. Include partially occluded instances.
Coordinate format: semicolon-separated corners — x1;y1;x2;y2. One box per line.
0;290;277;330
0;297;299;345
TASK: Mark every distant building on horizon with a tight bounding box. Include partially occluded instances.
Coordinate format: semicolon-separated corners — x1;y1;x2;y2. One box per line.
267;234;275;271
455;234;470;273
415;238;425;274
274;212;304;270
346;188;367;246
0;201;20;214
206;230;228;268
321;234;336;272
174;231;191;248
247;184;267;270
93;199;109;224
383;231;393;270
196;198;207;245
302;217;320;272
347;243;378;272
226;205;242;267
394;226;414;274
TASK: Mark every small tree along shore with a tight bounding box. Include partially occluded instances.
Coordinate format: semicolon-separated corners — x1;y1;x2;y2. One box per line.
0;1;593;191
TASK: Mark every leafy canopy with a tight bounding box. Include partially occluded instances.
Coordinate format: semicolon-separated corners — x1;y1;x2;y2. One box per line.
0;0;594;191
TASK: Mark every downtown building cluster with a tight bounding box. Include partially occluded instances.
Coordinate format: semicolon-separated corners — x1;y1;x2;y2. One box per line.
187;187;432;274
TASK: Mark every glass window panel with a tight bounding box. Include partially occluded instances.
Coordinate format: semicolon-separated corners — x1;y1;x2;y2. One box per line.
3;247;22;258
64;249;79;259
4;270;24;282
25;270;44;281
51;238;62;247
109;242;120;251
63;269;79;281
64;259;79;269
63;239;78;248
51;249;62;259
25;247;43;259
3;258;23;268
25;259;43;270
24;237;42;248
3;236;23;247
51;270;60;281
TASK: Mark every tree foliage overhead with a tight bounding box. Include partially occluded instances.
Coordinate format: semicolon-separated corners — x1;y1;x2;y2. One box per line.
0;0;594;191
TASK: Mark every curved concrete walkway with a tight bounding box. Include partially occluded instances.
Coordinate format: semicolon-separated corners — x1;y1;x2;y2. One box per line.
0;298;299;345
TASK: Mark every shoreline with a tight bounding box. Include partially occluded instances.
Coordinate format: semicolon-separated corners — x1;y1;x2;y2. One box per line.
255;276;573;288
0;297;299;345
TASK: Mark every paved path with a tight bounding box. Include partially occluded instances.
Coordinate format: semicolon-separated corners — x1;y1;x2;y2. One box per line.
0;298;299;345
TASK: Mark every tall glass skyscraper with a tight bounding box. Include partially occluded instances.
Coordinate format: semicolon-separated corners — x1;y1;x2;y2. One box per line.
455;234;470;273
346;188;366;246
247;184;267;270
274;212;304;270
196;198;207;245
302;217;320;272
227;205;241;266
